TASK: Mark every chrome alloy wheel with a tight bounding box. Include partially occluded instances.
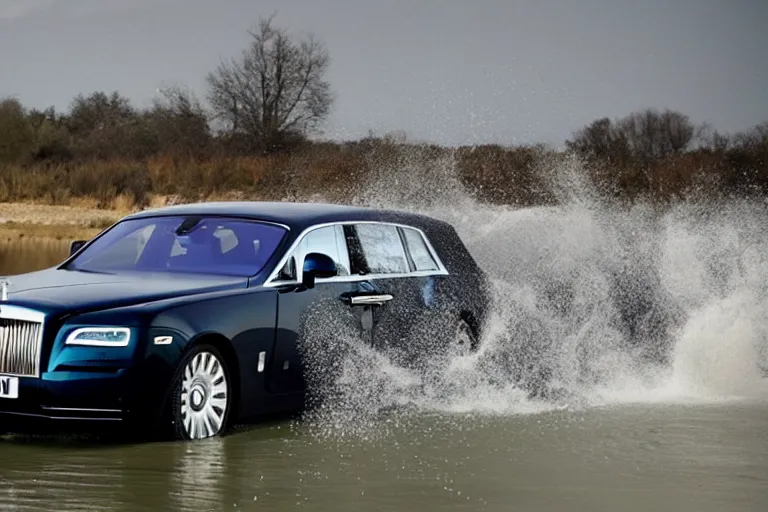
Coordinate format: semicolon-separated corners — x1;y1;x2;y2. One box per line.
180;350;229;440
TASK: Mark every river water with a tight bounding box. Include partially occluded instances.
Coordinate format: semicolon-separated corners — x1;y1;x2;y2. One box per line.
1;167;768;510
0;404;765;511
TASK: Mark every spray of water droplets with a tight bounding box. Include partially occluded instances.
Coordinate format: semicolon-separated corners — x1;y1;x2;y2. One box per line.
295;146;768;440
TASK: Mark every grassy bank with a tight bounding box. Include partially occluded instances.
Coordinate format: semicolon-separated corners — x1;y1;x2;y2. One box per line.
0;221;107;242
0;202;122;242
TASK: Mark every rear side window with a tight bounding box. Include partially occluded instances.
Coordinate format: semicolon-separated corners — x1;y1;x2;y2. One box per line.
401;227;439;271
350;224;410;274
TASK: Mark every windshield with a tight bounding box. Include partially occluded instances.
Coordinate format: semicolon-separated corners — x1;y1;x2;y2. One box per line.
65;216;288;277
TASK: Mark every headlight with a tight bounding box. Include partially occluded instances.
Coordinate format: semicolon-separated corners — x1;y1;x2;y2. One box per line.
65;327;131;347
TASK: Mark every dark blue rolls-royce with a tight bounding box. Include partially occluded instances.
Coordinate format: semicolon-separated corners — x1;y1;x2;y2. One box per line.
0;201;490;440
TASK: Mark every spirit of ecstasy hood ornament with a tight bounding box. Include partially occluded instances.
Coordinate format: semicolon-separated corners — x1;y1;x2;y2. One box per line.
0;278;8;301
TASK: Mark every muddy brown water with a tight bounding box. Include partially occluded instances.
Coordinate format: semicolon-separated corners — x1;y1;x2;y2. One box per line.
0;242;767;511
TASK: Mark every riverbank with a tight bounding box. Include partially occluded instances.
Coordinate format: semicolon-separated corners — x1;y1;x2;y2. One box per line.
0;202;128;242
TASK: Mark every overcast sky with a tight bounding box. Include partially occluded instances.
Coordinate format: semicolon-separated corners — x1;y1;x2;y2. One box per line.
1;0;766;147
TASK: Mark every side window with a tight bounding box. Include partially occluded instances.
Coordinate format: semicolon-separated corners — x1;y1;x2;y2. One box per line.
402;227;440;271
351;224;410;274
277;225;350;281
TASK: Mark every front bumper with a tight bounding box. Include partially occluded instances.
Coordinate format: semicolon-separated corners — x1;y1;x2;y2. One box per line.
0;368;163;437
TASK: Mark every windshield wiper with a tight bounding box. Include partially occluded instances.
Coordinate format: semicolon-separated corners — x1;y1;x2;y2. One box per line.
65;267;114;275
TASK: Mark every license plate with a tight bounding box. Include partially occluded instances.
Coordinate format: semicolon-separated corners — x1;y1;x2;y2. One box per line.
0;375;19;399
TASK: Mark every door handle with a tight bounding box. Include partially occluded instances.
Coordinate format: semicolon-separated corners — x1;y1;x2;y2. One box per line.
340;293;394;306
351;294;393;306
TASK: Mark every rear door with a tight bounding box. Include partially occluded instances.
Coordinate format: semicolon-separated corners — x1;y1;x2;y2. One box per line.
341;222;449;359
268;224;374;395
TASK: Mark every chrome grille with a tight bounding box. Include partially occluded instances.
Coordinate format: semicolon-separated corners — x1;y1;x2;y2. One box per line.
0;305;45;378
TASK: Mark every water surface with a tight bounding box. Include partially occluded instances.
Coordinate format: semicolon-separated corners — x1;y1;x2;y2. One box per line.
2;404;767;511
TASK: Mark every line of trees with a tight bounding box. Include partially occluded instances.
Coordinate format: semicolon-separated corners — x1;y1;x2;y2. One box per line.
0;15;766;209
0;15;333;164
565;109;768;200
0;88;211;163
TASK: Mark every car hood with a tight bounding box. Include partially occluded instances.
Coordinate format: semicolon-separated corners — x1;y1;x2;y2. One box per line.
3;267;249;316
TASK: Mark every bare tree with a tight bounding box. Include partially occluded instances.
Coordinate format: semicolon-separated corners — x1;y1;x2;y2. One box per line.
67;91;135;136
696;122;731;152
0;98;33;163
147;85;211;157
734;121;768;149
565;117;630;164
567;109;697;165
206;15;333;152
64;91;145;159
617;109;695;162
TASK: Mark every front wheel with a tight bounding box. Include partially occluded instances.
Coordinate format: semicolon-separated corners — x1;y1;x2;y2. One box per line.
452;317;478;357
170;344;232;441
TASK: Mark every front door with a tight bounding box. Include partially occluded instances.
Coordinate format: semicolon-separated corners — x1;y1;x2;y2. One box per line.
268;225;373;396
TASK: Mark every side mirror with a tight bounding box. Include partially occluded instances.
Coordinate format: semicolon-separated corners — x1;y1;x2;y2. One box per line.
301;252;338;289
69;240;88;256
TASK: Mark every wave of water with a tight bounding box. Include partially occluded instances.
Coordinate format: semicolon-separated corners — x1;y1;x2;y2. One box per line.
299;149;768;437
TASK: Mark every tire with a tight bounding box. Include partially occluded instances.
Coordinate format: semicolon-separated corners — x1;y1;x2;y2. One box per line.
452;317;478;357
169;344;232;441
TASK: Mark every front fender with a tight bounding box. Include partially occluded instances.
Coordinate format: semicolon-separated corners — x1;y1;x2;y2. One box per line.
144;288;280;420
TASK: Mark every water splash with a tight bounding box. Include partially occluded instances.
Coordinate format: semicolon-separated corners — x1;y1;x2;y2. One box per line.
299;149;768;438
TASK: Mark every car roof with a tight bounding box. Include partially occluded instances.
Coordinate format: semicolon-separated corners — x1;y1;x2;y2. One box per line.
124;201;438;232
